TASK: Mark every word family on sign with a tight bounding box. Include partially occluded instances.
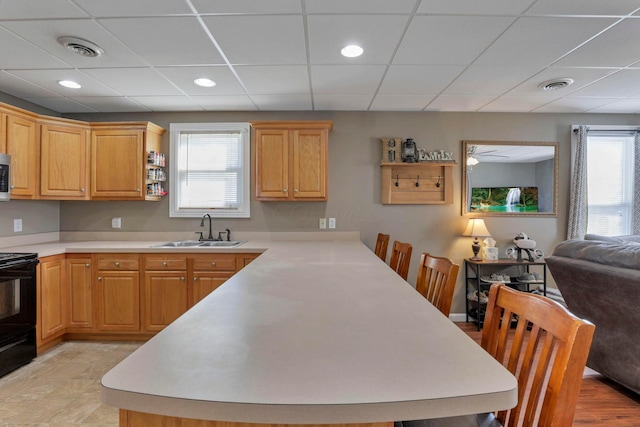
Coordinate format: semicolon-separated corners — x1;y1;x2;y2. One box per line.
419;149;454;162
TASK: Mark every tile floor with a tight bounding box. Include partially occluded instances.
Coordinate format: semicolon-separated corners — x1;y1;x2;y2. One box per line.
0;341;142;427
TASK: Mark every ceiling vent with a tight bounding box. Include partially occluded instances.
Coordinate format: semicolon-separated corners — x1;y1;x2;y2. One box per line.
58;36;104;58
538;78;574;91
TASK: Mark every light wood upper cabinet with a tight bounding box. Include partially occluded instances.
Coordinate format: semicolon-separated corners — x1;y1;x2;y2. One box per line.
5;111;39;199
253;121;332;201
90;122;165;200
40;120;90;200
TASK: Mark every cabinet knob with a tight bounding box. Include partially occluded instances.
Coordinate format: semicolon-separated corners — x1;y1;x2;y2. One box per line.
162;261;168;266
181;277;185;281
81;188;85;192
115;262;120;267
193;277;198;281
10;185;14;189
211;262;216;266
85;263;90;268
294;189;298;193
97;276;102;281
136;188;141;192
283;188;288;193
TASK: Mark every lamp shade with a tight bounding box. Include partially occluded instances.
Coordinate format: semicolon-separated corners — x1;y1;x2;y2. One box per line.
463;218;491;237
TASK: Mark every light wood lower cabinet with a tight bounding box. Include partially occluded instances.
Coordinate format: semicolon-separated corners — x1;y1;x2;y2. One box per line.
66;256;93;330
96;255;141;332
38;255;66;343
143;255;188;332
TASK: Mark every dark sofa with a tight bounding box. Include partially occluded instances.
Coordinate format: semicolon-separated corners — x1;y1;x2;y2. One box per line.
546;235;640;394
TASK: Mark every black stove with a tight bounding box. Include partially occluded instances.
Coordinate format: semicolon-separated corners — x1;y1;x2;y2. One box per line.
0;252;38;377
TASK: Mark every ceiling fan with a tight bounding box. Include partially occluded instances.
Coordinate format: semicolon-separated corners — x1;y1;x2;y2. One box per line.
467;145;510;159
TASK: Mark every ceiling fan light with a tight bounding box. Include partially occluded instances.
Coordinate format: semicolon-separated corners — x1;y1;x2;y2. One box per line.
341;44;364;58
57;80;82;89
194;78;216;87
467;156;479;166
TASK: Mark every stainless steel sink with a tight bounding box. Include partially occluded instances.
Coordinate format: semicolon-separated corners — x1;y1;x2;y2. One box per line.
197;240;245;247
152;240;245;248
154;240;202;247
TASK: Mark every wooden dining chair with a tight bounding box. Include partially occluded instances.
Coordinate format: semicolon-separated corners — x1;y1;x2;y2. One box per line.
398;283;595;427
389;240;412;281
375;233;390;262
415;254;459;317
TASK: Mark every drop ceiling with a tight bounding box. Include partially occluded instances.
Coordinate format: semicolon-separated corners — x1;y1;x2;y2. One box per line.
3;0;640;114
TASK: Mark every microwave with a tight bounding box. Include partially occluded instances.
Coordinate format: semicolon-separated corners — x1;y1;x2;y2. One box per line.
0;153;10;201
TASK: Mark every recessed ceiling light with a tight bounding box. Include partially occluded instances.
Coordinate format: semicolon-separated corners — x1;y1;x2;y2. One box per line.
194;78;216;88
57;36;104;58
341;45;364;58
538;78;574;91
57;80;82;89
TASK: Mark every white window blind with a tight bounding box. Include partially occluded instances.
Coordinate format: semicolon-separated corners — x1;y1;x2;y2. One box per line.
586;133;634;236
169;123;250;218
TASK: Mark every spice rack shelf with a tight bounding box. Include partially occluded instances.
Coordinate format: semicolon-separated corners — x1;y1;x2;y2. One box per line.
146;151;167;200
380;162;455;205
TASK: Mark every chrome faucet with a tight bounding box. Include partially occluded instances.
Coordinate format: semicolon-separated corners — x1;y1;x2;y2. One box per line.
200;214;214;241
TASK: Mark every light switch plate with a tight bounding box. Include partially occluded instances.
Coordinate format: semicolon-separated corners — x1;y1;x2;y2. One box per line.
328;218;336;229
319;218;327;229
111;217;122;229
13;219;22;233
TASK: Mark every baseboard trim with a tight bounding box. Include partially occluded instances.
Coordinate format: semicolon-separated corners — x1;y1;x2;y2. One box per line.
449;313;467;322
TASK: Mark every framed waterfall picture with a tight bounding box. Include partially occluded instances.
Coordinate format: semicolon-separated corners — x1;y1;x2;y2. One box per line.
470;187;539;213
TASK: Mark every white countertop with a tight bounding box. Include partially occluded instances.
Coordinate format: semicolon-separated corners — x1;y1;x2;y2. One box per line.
99;240;517;423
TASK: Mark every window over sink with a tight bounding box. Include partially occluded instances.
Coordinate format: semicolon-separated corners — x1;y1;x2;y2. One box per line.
169;123;250;218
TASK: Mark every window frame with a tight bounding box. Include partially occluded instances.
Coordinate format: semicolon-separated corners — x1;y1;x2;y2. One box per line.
169;122;250;218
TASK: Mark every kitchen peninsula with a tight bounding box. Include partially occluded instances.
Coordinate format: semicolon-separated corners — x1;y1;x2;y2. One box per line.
96;240;516;426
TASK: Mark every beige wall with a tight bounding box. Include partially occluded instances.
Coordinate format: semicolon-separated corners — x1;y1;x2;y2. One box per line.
5;108;640;314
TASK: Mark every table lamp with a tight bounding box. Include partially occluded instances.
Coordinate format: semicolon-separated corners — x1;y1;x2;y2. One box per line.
463;218;491;261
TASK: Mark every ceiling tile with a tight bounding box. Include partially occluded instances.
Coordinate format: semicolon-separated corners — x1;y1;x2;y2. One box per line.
156;66;245;95
81;68;183;96
313;94;373;110
474;17;616;66
202;15;306;65
0;71;61;98
379;65;465;95
24;97;99;113
190;95;258;111
479;93;563;112
370;95;434;111
2;19;148;68
191;0;302;14
68;96;152;112
417;0;536;15
307;15;409;64
588;97;640;113
98;17;225;65
425;95;496;111
129;96;204;111
234;66;310;94
443;66;541;96
555;19;640;67
306;0;418;14
8;69;123;97
311;65;386;94
0;0;88;19
525;0;640;16
252;94;312;110
534;97;621;113
0;27;70;69
507;66;619;95
394;16;515;65
73;0;194;17
568;69;640;97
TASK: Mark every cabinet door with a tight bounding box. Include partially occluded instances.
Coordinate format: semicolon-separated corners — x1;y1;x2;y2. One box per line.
6;114;38;198
40;123;89;199
66;258;93;329
293;129;327;200
39;258;66;340
97;271;140;331
143;272;188;332
255;128;289;199
91;129;144;199
192;272;231;306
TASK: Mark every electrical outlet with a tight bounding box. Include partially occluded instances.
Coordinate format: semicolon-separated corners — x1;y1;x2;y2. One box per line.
328;218;336;229
111;217;122;229
319;218;327;229
13;219;22;233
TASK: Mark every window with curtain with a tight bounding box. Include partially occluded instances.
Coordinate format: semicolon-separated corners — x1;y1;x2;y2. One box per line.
586;132;635;236
169;123;250;218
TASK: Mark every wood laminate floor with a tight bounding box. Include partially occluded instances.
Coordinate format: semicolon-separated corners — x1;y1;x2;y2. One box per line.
0;324;638;426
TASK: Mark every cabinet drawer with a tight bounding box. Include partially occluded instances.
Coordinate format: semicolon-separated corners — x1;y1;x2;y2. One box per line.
96;255;140;270
144;256;187;271
192;254;236;271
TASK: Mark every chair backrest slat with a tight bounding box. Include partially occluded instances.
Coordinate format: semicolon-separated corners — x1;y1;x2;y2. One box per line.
415;254;459;317
375;233;390;262
389;241;412;281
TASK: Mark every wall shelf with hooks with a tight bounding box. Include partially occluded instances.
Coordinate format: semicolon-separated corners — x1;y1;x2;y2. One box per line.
380;162;456;205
